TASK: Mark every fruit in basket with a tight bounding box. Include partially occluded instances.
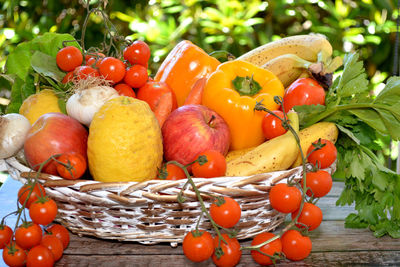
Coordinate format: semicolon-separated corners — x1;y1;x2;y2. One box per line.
0;113;31;159
19;89;64;125
88;96;163;182
191;150;227;178
225;111;299;176
24;112;88;175
162;104;230;166
283;78;325;112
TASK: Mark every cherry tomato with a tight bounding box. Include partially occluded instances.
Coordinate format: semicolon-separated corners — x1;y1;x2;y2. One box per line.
281;229;312;261
15;222;42;250
62;71;74;84
86;57;103;69
55;152;87;180
46;224;70;249
262;110;287;140
18;183;46;209
210;196;241;228
74;65;100;80
302;170;332;198
136;81;177;111
182;230;214;263
56;46;83;72
251;232;282;266
123;40;151;66
26;245;54;267
114;83;136;98
124;64;148;88
99;57;126;84
2;242;27;267
0;225;13;249
212;234;242;267
157;163;186;180
269;183;302;213
291;202;323;231
29;197;58;226
85;52;105;63
307;139;337;169
41;235;64;261
283;78;325;112
192;150;227;178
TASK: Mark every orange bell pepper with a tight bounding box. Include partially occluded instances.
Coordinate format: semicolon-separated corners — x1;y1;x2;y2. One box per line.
154;40;220;107
202;60;284;150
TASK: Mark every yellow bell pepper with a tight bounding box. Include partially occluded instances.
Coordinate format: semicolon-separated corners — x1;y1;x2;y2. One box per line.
201;60;284;150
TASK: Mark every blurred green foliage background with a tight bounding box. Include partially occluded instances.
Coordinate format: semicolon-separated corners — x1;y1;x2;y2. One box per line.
0;0;399;165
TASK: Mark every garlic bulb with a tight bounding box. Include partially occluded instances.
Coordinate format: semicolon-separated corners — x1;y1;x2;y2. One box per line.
0;113;31;159
66;86;119;127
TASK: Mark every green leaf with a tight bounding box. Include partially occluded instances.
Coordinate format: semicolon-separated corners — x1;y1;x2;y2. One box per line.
6;75;35;113
5;42;36;80
348;109;388;135
31;51;66;82
31;32;79;57
336;124;360;145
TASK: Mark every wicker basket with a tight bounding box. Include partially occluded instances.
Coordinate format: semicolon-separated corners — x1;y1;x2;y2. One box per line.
3;155;334;246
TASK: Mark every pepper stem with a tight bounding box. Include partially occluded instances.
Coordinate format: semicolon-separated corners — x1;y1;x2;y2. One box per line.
232;75;262;96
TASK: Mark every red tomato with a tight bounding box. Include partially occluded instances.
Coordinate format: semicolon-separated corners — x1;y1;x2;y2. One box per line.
212;234;242;267
283;78;325;112
281;229;312;261
123;40;151;66
15;222;42;250
18;183;46;209
307;139;337;169
124;64;148;88
291;202;323;231
114;83;136;98
99;57;126;84
74;65;100;80
86;57;103;69
62;71;74;84
210;196;241;228
26;245;54;267
269;183;302;213
29;197;58;226
182;230;214;263
0;225;13;249
157;163;186;180
192;150;227;178
262;110;287;140
251;232;282;266
55;152;87;180
136;81;177;111
85;52;105;62
41;235;64;261
303;170;332;198
56;46;83;72
46;224;70;249
2;242;27;267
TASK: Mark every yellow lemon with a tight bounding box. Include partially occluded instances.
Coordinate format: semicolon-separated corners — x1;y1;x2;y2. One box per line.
19;89;63;125
88;96;163;182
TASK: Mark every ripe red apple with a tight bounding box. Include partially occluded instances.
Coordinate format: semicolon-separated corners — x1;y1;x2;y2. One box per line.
24;112;88;175
162;104;230;166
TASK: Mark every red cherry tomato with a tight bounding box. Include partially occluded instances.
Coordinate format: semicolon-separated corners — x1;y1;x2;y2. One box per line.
269;183;302;213
212;234;242;267
307;139;337;169
192;150;227;178
46;224;70;249
281;229;312;261
62;71;74;84
114;83;136;98
262;110;287;140
74;65;100;80
29;197;58;226
291;202;323;231
99;57;126;84
15;222;42;250
182;230;214;263
86;57;103;69
124;64;148;88
251;232;282;266
26;245;54;267
157;163;186;180
302;170;332;198
85;52;105;62
0;225;13;249
210;196;241;228
2;242;27;267
55;152;87;180
56;46;83;72
18;183;46;209
283;78;325;112
41;235;64;261
123;40;151;66
136;81;177;111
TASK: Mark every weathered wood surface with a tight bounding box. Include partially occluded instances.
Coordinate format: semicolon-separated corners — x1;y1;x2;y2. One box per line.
56;182;400;266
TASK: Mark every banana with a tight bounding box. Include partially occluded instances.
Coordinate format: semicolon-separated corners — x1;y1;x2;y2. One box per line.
290;122;339;168
237;34;332;67
225;146;256;163
225;112;299;177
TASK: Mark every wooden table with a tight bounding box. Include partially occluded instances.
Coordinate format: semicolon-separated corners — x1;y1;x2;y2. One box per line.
55;182;400;266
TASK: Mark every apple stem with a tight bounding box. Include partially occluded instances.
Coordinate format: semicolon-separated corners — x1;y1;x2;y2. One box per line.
207;115;216;125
